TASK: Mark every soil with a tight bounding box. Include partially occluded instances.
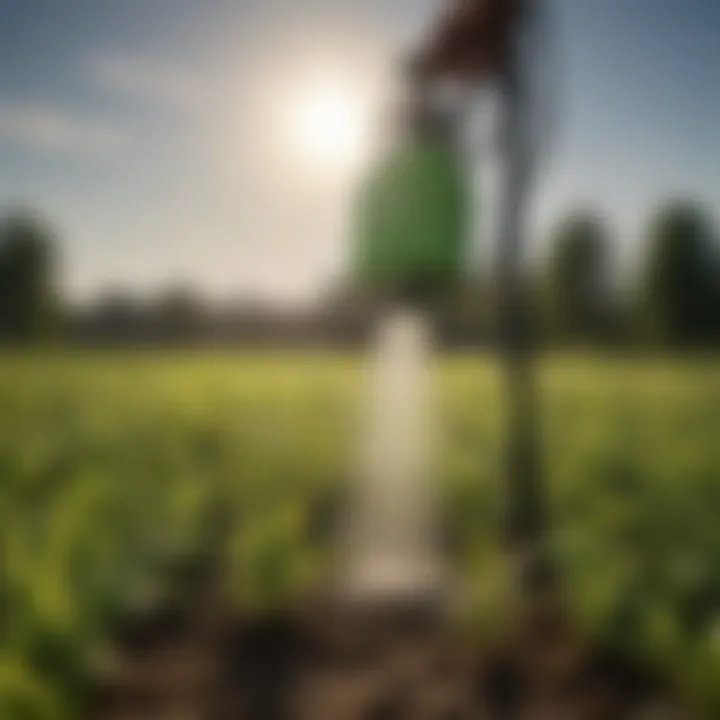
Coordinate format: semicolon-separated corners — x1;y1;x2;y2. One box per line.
90;581;683;720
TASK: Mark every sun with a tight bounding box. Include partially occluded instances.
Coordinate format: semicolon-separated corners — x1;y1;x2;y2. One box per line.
291;79;370;172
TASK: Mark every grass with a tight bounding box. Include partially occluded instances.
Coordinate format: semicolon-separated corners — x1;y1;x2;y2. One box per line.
1;353;720;717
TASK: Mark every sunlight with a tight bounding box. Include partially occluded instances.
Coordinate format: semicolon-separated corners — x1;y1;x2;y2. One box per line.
289;78;371;173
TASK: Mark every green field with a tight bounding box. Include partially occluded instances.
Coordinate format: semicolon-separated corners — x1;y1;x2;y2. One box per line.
2;354;720;717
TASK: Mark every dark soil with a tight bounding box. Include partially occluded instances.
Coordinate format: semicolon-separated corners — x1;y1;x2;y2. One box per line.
90;586;683;720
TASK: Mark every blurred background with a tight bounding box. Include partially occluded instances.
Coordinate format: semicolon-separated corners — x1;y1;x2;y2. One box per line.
1;0;720;718
0;0;719;348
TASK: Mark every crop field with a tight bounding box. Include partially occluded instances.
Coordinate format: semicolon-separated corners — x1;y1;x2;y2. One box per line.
2;354;720;717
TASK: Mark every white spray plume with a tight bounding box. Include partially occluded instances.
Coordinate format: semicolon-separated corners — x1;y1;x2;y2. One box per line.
339;305;447;606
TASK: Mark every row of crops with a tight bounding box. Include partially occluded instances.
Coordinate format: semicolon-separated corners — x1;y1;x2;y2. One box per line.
1;354;720;717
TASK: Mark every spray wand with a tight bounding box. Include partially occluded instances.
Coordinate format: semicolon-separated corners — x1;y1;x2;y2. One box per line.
341;0;557;616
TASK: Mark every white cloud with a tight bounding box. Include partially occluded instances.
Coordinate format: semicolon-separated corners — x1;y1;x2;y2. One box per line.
0;103;123;155
91;54;207;107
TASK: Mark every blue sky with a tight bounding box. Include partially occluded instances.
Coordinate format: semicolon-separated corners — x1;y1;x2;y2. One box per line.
0;0;718;303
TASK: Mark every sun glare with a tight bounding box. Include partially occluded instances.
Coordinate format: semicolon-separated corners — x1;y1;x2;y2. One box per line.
291;79;370;172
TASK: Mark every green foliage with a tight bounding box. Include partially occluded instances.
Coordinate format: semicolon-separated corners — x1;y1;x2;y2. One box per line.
1;354;720;716
0;211;59;344
543;211;612;344
639;201;720;348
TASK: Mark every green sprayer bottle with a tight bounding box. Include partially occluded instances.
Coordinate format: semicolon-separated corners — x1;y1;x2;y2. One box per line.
352;91;471;303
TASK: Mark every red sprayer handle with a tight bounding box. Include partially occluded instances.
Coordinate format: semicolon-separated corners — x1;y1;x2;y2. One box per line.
410;0;527;84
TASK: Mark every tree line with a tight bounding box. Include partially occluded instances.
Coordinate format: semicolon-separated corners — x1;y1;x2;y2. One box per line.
0;200;718;349
539;204;719;349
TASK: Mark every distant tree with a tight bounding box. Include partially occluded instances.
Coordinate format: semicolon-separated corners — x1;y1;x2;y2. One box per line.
543;211;612;344
317;276;380;345
80;291;145;344
152;286;207;344
0;210;58;343
437;277;490;347
639;201;719;348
